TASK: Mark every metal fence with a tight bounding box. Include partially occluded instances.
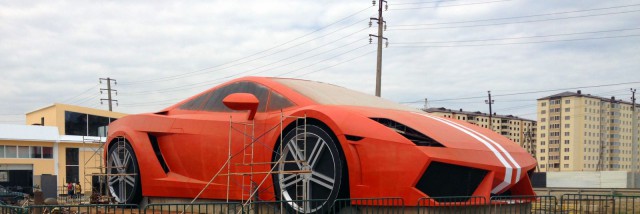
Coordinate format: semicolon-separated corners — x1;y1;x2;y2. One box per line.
143;202;242;214
0;204;26;214
417;196;487;213
560;194;640;214
490;195;557;214
26;204;139;214
1;194;639;213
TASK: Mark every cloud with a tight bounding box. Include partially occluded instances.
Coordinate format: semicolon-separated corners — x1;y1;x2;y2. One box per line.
0;0;638;124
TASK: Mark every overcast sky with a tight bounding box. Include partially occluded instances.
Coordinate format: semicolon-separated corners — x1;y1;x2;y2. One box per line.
1;0;639;124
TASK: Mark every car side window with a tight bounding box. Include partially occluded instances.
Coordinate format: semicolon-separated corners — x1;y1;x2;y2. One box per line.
179;91;212;110
267;91;294;111
199;82;269;112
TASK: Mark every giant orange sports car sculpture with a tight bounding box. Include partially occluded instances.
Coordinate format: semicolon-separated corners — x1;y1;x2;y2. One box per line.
105;76;536;212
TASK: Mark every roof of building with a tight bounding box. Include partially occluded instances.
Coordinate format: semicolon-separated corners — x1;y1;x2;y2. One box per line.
0;124;106;143
538;90;639;106
424;107;536;122
0;124;59;142
25;103;127;117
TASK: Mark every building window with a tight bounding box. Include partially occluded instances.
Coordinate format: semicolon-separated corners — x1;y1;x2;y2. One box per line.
564;164;569;168
565;116;570;120
541;110;546;114
43;147;53;159
0;145;4;158
564;156;569;160
17;146;29;158
564;124;570;128
31;146;42;158
65;111;114;137
541;149;546;153
66;148;79;183
541;102;546;107
565;108;570;112
564;148;570;152
541;157;545;161
564;140;570;144
565;100;570;104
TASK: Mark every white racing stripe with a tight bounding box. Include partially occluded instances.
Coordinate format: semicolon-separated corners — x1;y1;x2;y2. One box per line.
458;125;523;183
413;113;513;194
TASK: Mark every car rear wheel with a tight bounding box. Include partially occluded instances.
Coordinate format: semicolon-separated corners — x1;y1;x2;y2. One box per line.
273;124;344;213
107;138;141;204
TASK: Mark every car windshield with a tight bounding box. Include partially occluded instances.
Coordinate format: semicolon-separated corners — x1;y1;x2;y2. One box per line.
274;78;419;112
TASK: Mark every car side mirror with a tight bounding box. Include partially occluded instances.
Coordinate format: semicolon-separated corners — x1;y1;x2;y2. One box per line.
223;93;259;120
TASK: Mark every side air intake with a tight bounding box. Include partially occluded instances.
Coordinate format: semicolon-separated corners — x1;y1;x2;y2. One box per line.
370;118;444;147
148;134;170;173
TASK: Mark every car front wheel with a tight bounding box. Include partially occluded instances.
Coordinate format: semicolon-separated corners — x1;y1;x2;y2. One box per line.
107;138;142;204
273;124;345;213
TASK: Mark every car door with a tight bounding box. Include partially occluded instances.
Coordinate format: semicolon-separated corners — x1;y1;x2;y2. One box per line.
163;81;270;196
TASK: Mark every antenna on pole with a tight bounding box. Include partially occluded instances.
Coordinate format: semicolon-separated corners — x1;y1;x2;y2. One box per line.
369;0;389;97
631;88;638;187
485;91;495;130
100;77;118;111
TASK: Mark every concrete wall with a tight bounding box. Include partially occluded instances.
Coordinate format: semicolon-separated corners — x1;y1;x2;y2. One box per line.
547;171;630;188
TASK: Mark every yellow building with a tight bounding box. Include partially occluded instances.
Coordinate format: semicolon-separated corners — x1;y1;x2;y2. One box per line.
0;103;126;195
424;107;537;155
536;90;639;172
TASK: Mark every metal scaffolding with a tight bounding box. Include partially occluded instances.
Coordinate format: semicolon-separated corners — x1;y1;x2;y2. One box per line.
189;113;312;212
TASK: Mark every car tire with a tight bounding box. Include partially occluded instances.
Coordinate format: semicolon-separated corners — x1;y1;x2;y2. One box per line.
273;124;345;213
107;138;142;204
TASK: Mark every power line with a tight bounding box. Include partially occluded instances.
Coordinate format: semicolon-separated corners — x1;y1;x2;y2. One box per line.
402;81;640;103
388;9;640;30
393;3;640;27
293;50;377;78
119;22;371;95
60;83;100;104
213;29;369;80
277;43;372;77
122;42;374;96
119;6;373;86
393;27;640;44
391;0;466;6
391;34;640;48
389;0;514;10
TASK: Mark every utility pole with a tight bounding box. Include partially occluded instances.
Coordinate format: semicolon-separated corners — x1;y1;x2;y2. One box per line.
485;91;494;130
100;78;118;112
423;98;428;111
631;88;637;187
369;0;388;97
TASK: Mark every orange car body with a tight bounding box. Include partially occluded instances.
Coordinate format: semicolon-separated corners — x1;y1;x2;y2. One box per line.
106;76;536;205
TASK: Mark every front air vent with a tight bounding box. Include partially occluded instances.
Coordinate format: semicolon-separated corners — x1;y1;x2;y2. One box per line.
148;134;170;173
345;135;364;141
370;118;444;147
416;161;487;202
